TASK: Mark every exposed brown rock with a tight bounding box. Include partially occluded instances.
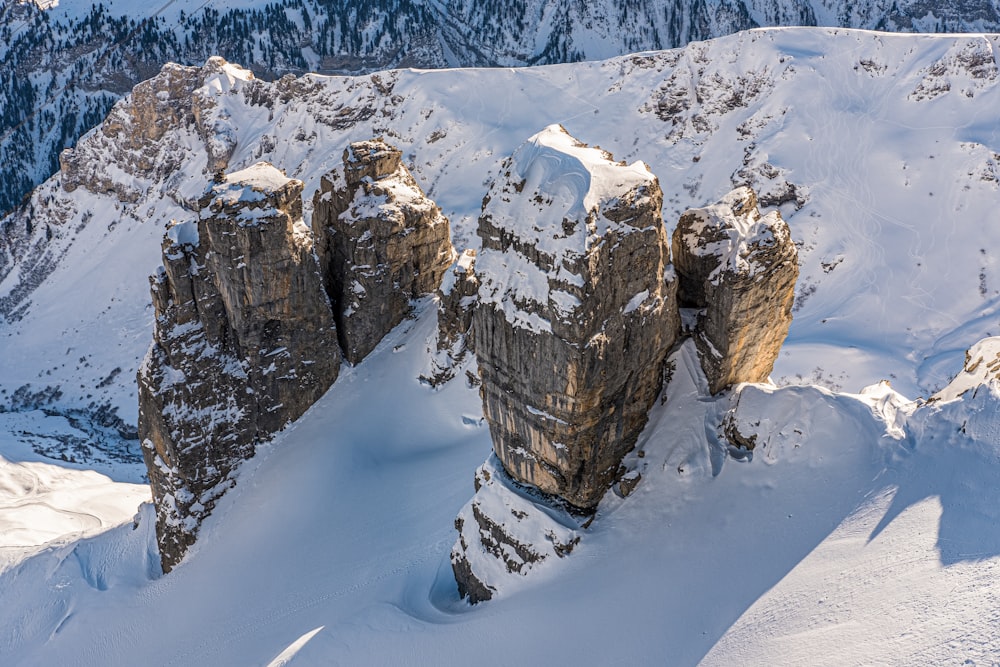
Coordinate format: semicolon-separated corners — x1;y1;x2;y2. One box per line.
472;125;680;511
672;186;798;394
312;138;454;364
138;162;340;572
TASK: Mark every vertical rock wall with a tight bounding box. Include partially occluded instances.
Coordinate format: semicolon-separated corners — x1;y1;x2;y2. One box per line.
138;162;340;572
312;139;455;364
672;186;798;394
471;125;681;511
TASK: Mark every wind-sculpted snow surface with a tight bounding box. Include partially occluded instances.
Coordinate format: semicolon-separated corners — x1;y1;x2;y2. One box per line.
2;27;1000;664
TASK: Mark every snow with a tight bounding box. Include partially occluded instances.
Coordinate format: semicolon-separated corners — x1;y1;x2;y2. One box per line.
514;124;653;220
930;336;1000;402
678;186;785;282
164;219;199;248
214;163;293;203
475;125;656;332
2;27;1000;666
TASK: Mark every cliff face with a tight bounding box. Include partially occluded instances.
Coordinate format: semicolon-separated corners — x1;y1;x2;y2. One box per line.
312;139;455;364
472;125;681;511
138;162;340;572
672;187;798;394
426;249;479;386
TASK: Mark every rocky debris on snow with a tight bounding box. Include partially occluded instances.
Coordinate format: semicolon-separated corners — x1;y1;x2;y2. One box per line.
672;186;798;395
138;162;340;572
451;456;580;604
930;336;1000;403
426;249;479;386
312;138;454;365
472;125;680;511
909;37;999;101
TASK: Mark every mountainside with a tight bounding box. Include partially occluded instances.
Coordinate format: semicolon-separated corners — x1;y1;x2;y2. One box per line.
4;0;1000;215
1;27;1000;664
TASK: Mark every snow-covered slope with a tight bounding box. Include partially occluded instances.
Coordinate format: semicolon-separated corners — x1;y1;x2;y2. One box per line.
1;27;1000;664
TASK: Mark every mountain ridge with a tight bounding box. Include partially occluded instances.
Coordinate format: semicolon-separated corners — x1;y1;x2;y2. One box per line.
4;0;1000;213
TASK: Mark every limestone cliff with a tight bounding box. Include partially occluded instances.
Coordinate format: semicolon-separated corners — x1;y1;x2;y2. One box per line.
453;127;680;601
60;57;248;203
312;139;455;364
672;186;798;394
471;125;680;512
138;162;340;572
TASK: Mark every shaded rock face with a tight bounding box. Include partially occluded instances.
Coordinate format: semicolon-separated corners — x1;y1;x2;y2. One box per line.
138;162;340;572
312;139;454;364
426;249;479;386
672;186;798;395
472;125;680;511
451;457;580;604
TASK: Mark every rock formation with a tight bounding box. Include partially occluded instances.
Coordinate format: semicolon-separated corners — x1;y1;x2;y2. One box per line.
451;456;581;603
930;336;1000;402
426;249;478;386
471;124;680;511
672;186;798;395
60;57;248;204
138;162;340;572
312;139;455;364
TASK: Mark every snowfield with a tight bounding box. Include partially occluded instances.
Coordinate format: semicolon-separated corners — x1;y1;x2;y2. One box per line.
1;27;1000;665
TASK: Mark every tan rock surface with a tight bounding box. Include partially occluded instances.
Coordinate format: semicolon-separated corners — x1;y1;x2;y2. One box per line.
672;186;798;394
312;139;454;364
138;162;340;572
472;125;680;510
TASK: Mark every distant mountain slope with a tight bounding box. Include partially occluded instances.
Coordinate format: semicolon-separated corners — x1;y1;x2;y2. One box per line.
3;0;1000;214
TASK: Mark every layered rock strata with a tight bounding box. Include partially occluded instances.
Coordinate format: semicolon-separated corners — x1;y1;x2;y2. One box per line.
312;139;455;364
451;457;581;603
672;186;798;395
472;124;680;511
138;162;340;572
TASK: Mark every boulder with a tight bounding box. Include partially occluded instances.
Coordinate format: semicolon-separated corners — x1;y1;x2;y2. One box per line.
672;186;798;394
312;138;455;364
472;125;680;511
138;162;340;572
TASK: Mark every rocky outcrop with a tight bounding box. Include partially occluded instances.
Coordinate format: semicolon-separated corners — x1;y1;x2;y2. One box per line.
59;57;250;203
426;249;478;386
451;457;581;604
312;139;454;364
472;125;680;511
930;336;1000;402
672;186;798;395
138;162;340;572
